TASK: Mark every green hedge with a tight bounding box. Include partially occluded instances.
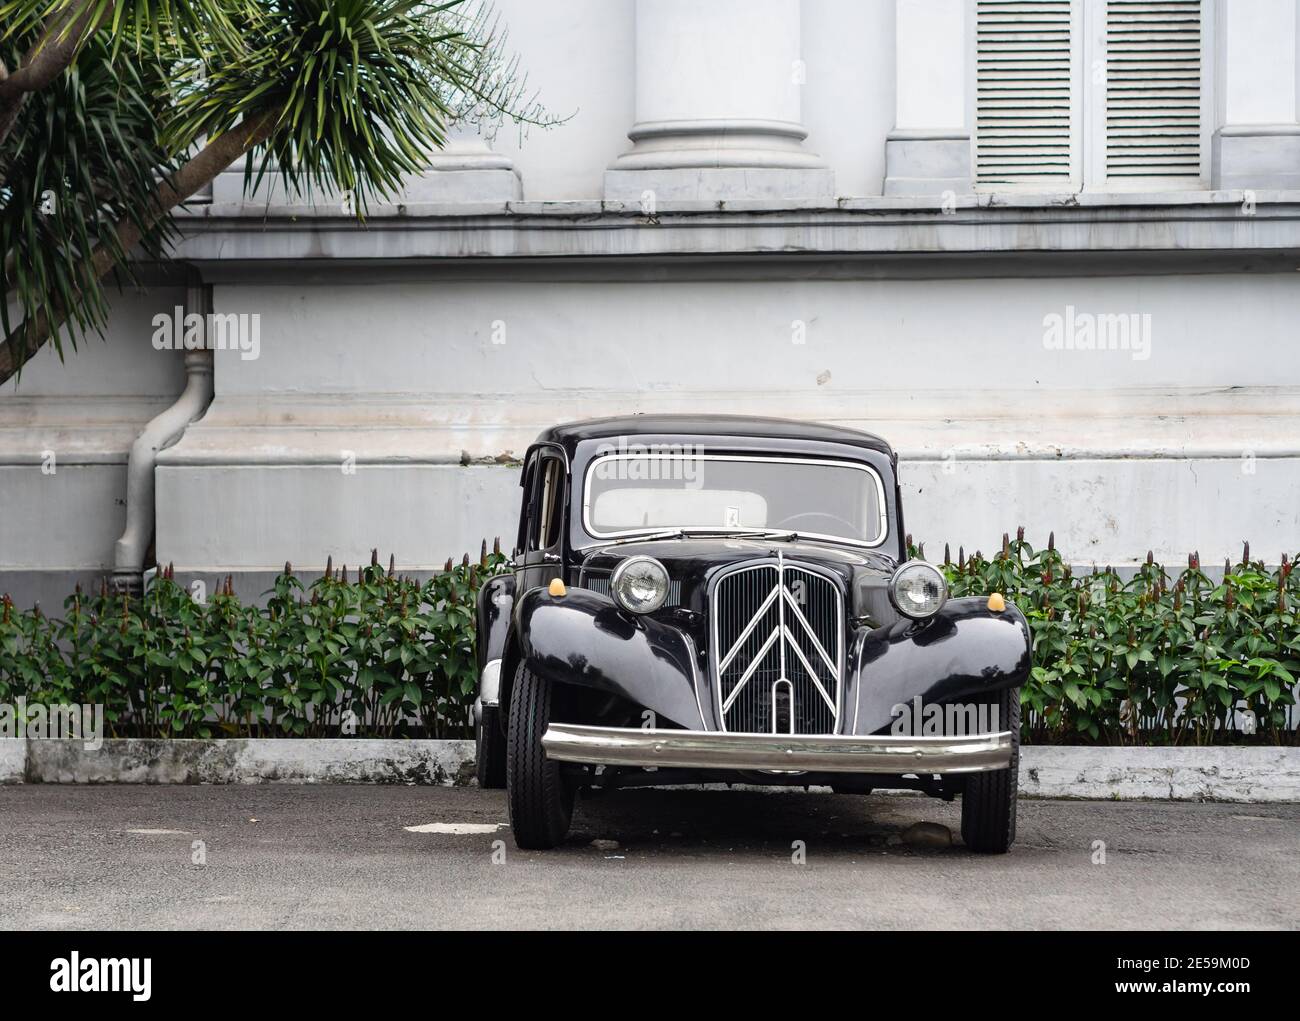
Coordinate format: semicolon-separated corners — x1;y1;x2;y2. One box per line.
3;533;1297;744
0;546;510;739
911;531;1299;746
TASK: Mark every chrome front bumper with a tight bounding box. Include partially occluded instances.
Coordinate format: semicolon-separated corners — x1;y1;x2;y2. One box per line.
541;724;1014;775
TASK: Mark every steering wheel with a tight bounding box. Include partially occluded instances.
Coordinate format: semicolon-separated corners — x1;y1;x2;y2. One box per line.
774;511;859;535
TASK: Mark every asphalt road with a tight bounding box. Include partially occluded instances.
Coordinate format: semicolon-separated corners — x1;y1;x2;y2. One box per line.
0;785;1295;930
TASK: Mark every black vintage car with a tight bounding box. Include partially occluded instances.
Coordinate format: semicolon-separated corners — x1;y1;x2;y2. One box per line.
474;415;1031;853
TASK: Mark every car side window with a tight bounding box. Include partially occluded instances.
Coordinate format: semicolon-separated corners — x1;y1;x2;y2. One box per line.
532;456;565;552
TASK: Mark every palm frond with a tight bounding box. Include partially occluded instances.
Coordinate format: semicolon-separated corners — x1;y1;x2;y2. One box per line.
2;0;559;381
1;27;174;362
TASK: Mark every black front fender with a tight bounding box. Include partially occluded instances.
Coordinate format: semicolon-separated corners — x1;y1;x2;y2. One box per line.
475;571;515;675
847;597;1032;735
508;587;706;730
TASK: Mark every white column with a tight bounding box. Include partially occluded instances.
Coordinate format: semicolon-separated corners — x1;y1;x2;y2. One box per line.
406;123;522;204
883;0;972;195
1212;0;1300;189
604;0;834;202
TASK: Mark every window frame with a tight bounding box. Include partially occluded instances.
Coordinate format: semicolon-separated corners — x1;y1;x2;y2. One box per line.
530;453;566;554
578;453;891;550
968;0;1214;193
516;450;539;557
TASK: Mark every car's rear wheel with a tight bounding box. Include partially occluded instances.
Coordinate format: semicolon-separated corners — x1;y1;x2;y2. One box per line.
475;705;506;789
506;663;575;849
960;685;1020;854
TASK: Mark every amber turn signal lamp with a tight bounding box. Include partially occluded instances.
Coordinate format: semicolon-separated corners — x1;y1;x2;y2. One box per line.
987;592;1006;612
548;578;567;597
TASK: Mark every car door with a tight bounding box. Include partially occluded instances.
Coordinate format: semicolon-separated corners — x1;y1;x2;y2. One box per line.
518;449;567;594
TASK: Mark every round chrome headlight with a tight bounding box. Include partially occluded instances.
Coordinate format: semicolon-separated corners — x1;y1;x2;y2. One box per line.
611;555;670;614
890;560;947;620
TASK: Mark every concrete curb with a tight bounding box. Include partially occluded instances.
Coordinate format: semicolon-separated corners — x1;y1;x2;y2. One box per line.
0;739;27;783
21;739;475;786
1018;745;1300;803
5;740;1298;801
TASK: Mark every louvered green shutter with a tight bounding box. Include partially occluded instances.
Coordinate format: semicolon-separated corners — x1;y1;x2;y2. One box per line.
1104;0;1203;180
975;0;1077;185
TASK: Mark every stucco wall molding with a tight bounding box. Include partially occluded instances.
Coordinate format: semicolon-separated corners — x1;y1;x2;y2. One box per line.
169;193;1300;268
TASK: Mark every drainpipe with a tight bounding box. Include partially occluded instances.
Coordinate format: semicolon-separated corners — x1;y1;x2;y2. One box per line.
111;273;215;594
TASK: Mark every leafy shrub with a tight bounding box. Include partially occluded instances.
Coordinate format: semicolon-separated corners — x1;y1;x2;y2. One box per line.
3;533;1297;745
0;543;510;739
908;531;1299;745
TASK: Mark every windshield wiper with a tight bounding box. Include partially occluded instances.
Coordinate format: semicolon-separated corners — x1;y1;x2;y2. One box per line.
678;528;800;541
587;527;803;550
588;529;687;549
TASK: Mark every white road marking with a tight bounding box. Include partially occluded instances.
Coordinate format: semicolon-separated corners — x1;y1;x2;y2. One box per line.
126;829;192;835
404;822;506;835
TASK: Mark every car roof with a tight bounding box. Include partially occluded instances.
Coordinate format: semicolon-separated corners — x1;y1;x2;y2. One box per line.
535;414;894;457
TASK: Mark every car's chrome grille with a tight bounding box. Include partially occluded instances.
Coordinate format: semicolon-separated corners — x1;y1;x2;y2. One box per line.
711;556;843;735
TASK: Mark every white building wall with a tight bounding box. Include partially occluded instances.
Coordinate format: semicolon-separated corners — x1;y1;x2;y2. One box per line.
4;0;1300;605
0;289;187;605
802;0;895;196
207;275;1293;398
488;0;897;199
489;0;636;200
149;269;1300;574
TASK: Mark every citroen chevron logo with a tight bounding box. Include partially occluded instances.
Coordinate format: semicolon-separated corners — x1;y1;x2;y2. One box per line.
716;553;841;732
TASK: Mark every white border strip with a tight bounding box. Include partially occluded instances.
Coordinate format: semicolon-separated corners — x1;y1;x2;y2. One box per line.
5;741;1298;801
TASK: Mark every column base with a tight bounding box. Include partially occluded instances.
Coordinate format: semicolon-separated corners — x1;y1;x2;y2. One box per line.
402;168;521;204
1212;126;1300;191
604;118;835;203
407;137;522;203
883;130;973;196
210;138;522;207
604;166;835;203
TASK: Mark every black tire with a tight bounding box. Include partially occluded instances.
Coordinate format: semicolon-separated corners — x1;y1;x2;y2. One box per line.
475;706;507;789
960;685;1020;854
506;664;575;849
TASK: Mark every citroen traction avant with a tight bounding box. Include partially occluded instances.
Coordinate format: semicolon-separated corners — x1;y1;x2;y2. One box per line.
473;416;1031;853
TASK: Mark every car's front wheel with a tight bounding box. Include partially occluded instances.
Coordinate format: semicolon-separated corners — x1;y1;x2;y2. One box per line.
960;685;1020;854
506;663;576;849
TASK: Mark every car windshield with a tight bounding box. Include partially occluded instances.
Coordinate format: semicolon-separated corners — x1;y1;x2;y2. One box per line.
583;453;885;546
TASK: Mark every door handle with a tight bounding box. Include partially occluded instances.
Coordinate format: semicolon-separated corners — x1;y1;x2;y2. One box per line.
543;553;562;563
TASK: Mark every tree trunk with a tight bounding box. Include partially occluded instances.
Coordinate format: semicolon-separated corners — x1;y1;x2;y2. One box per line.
0;0;107;149
0;109;281;388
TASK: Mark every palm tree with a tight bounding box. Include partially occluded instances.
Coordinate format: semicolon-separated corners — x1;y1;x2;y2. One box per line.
0;0;551;386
